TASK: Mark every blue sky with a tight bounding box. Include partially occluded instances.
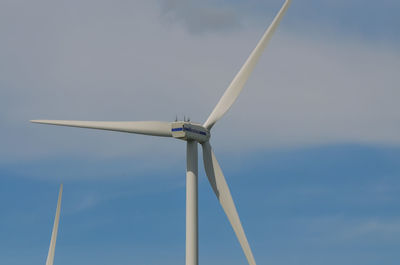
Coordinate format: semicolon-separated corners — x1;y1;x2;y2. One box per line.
0;0;399;264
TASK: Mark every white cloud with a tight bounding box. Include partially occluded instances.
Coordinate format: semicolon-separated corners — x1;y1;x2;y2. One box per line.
0;0;399;163
215;30;400;151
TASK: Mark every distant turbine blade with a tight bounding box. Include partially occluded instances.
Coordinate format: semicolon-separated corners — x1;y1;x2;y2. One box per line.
46;184;63;265
31;120;173;137
204;0;291;130
201;141;256;265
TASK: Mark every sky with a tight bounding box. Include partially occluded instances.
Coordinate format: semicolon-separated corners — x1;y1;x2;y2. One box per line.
0;0;399;264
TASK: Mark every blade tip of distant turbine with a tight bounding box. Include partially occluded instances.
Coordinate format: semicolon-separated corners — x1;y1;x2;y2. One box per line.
45;184;63;265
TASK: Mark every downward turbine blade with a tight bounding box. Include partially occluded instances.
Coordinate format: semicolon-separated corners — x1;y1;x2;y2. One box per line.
45;184;63;265
201;142;256;265
31;120;173;137
204;0;291;130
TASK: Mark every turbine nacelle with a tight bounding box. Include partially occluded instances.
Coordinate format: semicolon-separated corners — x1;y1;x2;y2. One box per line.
171;121;210;143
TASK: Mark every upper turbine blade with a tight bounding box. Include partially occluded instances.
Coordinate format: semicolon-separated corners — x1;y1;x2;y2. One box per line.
201;141;256;265
31;120;173;137
203;0;291;130
45;184;63;265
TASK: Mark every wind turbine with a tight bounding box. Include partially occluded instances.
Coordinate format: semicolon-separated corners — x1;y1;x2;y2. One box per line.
31;1;291;264
45;184;63;265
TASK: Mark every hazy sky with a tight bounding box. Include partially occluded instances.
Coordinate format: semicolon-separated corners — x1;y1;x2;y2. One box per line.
0;1;399;264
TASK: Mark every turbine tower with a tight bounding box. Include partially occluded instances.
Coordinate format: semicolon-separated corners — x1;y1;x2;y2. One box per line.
45;184;63;265
32;1;291;264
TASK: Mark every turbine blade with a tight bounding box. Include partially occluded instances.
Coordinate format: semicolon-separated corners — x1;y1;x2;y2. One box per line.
31;120;173;137
201;141;256;265
204;0;291;130
45;184;63;265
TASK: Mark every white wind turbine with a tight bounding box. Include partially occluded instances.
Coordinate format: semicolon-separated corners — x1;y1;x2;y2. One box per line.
45;184;63;265
31;1;291;264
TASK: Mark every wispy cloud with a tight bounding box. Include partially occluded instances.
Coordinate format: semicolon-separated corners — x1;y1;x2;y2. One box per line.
160;0;241;34
350;219;400;237
69;193;102;213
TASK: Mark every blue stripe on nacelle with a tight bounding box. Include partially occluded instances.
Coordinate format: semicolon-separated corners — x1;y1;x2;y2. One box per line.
172;126;207;136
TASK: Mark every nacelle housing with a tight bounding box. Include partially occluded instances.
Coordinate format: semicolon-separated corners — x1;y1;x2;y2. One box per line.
171;122;210;143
